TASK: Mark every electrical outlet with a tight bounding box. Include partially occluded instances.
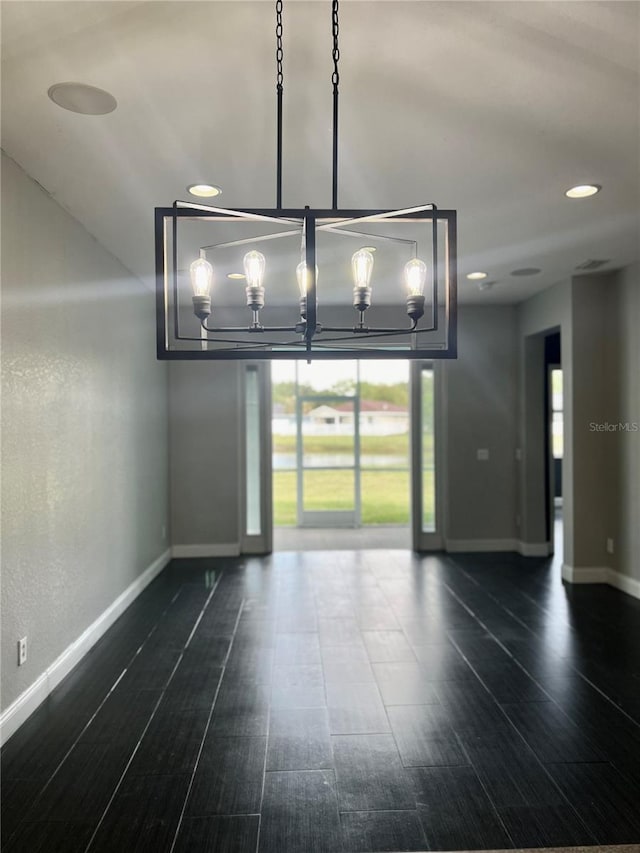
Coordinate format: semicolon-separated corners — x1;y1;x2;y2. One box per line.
515;448;522;461
18;637;27;666
606;538;614;555
477;448;489;461
162;524;167;540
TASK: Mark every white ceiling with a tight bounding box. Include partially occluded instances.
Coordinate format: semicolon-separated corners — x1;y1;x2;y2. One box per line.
1;0;639;304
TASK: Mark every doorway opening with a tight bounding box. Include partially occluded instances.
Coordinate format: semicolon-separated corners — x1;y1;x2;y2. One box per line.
272;360;411;547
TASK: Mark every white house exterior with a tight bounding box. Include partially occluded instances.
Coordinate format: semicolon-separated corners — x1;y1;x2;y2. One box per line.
273;401;409;436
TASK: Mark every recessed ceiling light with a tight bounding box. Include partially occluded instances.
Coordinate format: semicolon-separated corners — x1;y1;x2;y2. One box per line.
511;267;541;277
466;271;488;280
227;273;245;280
565;184;601;199
187;184;222;198
47;82;117;115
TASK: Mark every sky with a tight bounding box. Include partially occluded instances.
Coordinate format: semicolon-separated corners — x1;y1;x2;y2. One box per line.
271;359;410;390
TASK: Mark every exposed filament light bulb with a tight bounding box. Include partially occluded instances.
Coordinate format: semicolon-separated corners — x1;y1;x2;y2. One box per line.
351;249;374;290
243;250;266;317
190;257;213;320
190;257;213;297
351;249;374;314
404;258;427;322
404;258;427;296
296;261;318;320
243;250;266;290
296;261;319;297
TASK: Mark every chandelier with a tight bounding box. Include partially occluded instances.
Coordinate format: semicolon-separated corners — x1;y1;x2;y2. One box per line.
155;1;457;361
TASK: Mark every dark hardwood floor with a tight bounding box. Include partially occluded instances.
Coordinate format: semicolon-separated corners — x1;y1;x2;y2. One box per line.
2;548;640;852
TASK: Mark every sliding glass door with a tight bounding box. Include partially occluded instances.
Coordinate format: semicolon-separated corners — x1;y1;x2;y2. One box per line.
297;395;360;527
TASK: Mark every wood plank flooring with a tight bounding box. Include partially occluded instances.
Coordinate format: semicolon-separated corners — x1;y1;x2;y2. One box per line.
2;549;640;852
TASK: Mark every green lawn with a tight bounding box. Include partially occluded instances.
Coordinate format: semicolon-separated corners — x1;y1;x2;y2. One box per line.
273;432;434;465
273;468;436;526
273;433;410;456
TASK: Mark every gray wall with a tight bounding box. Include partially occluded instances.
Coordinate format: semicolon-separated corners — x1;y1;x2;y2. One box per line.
167;305;521;550
1;154;170;712
517;270;639;576
169;362;242;551
166;275;638;582
517;280;574;561
442;305;518;544
607;264;640;581
571;273;617;570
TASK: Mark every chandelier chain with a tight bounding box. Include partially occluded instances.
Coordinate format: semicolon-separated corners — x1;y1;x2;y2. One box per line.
276;0;284;91
276;0;284;207
331;0;340;89
331;0;340;208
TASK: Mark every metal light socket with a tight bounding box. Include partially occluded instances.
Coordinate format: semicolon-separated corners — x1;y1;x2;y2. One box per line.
406;294;425;322
246;285;265;312
353;286;372;313
192;295;211;320
299;296;307;319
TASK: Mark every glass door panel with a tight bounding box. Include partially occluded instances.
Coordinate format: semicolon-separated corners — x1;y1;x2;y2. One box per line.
358;361;410;526
412;362;442;550
297;395;359;527
421;368;436;533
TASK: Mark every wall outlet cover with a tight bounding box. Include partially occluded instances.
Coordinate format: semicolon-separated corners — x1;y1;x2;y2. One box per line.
477;448;490;461
18;637;27;666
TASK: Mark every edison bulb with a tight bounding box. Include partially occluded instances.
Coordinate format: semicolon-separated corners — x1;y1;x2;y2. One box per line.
190;257;213;297
351;249;374;290
243;251;266;289
404;258;427;296
296;262;319;297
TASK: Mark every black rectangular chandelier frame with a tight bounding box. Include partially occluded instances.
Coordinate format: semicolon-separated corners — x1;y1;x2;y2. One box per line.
155;202;457;361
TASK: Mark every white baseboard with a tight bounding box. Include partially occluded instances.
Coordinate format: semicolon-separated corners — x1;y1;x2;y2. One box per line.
445;538;549;557
446;538;519;553
562;564;640;600
604;568;640;599
171;543;240;558
0;548;171;746
518;541;551;557
562;564;608;584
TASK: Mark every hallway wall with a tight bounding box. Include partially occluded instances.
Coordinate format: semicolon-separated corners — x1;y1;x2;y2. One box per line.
517;270;639;590
442;305;519;547
168;361;242;554
607;263;640;584
1;154;170;716
167;306;521;553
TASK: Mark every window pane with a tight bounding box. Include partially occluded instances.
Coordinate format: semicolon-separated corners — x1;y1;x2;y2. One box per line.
359;361;410;470
361;471;410;524
303;469;355;511
273;471;296;526
245;367;261;536
302;400;355;468
422;368;436;532
552;411;564;459
551;369;563;412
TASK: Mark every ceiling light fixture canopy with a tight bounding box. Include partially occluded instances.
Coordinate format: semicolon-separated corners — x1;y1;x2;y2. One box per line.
155;0;457;360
